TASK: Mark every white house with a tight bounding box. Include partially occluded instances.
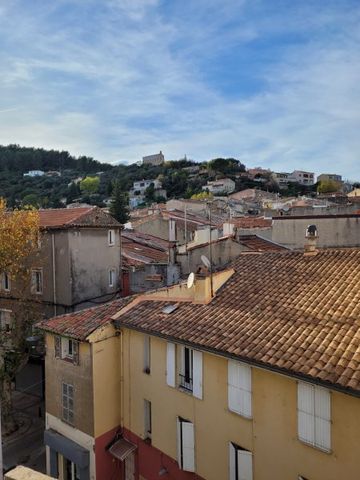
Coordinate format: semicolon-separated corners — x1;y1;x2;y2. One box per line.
202;178;235;195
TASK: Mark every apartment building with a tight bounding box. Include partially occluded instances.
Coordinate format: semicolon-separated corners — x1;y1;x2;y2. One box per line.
272;171;315;187
129;179;167;208
38;247;360;480
0;207;122;328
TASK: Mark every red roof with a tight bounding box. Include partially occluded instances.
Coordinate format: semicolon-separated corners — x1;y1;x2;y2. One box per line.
229;217;272;228
238;235;286;251
36;296;134;340
38;207;120;228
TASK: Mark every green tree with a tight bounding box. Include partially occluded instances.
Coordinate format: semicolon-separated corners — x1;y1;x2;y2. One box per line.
22;193;40;207
80;176;100;195
109;180;130;224
145;183;155;203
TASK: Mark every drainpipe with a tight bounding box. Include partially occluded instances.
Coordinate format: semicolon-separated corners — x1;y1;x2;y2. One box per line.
52;233;57;316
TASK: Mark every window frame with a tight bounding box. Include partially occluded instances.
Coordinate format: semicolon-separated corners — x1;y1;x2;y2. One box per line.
297;381;331;452
2;272;10;292
108;229;115;246
62;382;74;425
108;268;116;287
31;268;43;295
177;417;195;472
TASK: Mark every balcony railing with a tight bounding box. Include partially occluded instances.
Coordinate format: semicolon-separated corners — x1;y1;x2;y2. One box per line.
179;373;193;392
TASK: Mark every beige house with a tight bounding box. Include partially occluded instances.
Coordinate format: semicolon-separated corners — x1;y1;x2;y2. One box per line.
38;247;360;480
348;187;360;197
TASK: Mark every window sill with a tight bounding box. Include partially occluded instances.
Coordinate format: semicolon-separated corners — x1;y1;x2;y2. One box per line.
178;386;194;396
227;408;252;420
298;438;331;454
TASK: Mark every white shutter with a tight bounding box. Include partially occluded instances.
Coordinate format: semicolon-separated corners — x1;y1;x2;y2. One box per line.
237;449;253;480
192;350;203;399
166;342;176;387
315;387;331;451
229;443;236;480
298;382;315;445
182;421;195;472
228;361;252;417
176;418;182;468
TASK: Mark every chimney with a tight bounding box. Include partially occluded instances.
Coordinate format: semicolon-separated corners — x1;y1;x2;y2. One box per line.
304;224;318;256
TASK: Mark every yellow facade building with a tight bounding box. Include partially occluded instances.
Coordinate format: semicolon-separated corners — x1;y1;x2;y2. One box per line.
38;248;360;480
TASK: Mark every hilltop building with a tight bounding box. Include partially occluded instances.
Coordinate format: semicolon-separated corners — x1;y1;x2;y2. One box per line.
142;151;165;166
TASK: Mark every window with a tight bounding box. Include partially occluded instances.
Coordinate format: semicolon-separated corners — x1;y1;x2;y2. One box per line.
61;338;74;359
166;342;203;399
55;336;79;365
297;382;331;452
143;336;151;374
62;383;74;424
2;272;10;292
109;268;116;287
177;417;195;472
0;309;12;332
144;399;152;441
108;229;115;246
63;458;80;480
228;361;252;418
229;442;253;480
31;269;43;294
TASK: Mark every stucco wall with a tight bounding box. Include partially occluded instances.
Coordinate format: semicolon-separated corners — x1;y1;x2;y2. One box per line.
121;330;360;480
45;334;94;437
272;215;360;249
129;263;181;293
68;228;121;304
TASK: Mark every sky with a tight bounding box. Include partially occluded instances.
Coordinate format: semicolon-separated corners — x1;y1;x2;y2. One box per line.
0;0;359;179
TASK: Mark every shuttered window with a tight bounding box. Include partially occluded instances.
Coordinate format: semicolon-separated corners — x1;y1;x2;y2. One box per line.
166;342;203;399
297;382;331;451
229;442;253;480
228;360;252;418
166;342;176;387
177;417;195;472
62;383;74;424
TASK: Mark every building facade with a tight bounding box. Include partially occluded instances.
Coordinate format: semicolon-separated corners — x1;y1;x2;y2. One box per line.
39;248;360;480
202;178;235;195
142;151;165;166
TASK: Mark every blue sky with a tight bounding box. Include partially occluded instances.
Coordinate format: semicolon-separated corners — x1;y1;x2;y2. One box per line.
0;0;359;179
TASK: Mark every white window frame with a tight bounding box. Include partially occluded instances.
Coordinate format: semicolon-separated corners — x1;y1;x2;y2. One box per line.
108;268;116;287
2;272;10;292
177;417;195;472
143;335;151;374
297;381;331;452
62;383;74;424
228;360;252;418
61;338;74;360
31;268;43;294
0;309;12;332
108;229;115;246
166;343;203;399
144;399;152;441
229;442;253;480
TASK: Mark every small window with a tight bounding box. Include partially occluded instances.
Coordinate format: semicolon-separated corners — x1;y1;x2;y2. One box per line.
0;309;12;332
229;442;253;480
2;272;10;292
108;229;115;246
62;383;74;424
144;399;152;441
179;346;193;392
61;338;74;359
31;269;43;294
109;268;116;287
143;336;151;374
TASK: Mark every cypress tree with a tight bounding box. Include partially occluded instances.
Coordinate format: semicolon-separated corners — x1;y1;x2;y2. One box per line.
109;180;130;224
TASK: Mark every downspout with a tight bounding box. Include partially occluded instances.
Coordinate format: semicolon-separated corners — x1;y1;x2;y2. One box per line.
52;233;57;316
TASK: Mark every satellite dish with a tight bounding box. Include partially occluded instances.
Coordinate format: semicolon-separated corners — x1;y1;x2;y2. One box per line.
187;272;195;289
201;255;211;269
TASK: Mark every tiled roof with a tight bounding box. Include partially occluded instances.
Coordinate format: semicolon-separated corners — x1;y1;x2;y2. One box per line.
122;230;170;267
238;235;287;252
228;217;272;229
115;249;360;394
39;207;120;229
36;297;134;340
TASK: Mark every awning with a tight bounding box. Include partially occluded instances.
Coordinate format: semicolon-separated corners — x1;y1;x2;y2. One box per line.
109;438;137;461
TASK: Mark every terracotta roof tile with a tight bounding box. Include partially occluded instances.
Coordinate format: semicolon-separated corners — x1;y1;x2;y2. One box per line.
39;207;120;229
115;249;360;394
238;235;286;252
229;217;272;229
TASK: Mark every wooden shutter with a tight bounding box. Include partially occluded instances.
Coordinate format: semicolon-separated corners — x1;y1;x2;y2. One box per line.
166;342;175;387
182;421;195;472
72;341;79;365
298;382;315;445
228;361;252;417
229;442;236;480
54;336;61;358
176;417;182;468
192;350;203;399
237;449;253;480
315;387;331;451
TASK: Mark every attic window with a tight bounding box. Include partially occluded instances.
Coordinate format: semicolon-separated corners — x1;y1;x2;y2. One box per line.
162;304;179;314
